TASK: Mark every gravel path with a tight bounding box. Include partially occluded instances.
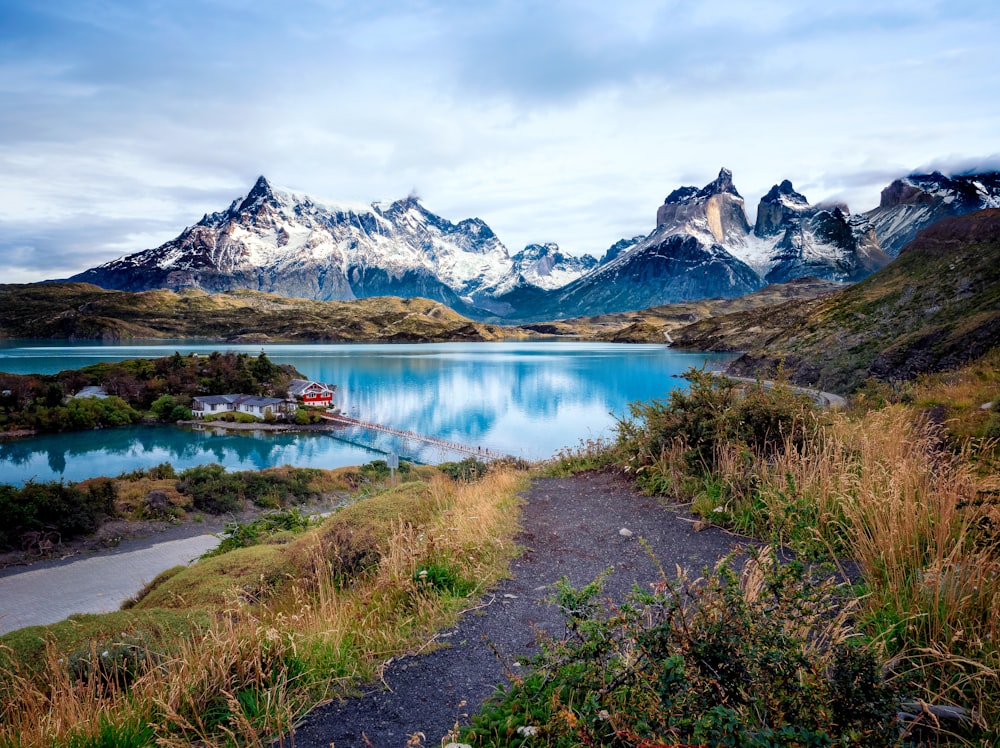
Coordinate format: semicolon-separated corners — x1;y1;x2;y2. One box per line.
289;472;751;747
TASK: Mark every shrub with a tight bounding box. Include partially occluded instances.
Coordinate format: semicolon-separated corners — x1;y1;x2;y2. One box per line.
66;631;162;691
118;462;177;481
0;480;118;550
176;465;322;515
176;463;240;514
201;508;315;558
616;369;817;497
464;549;898;747
438;457;488;482
293;407;324;425
358;459;412;482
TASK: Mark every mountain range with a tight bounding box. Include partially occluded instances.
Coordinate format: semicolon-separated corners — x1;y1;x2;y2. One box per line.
670;208;1000;392
68;169;1000;320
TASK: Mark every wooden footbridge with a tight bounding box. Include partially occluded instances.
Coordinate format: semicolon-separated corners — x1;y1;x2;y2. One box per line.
319;413;511;461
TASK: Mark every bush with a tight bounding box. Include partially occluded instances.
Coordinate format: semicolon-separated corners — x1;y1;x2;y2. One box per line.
176;465;322;515
202;508;315;558
358;459;412;482
66;631;162;691
438;457;488;482
0;480;118;551
464;549;898;747
118;462;177;481
617;369;817;497
293;407;324;425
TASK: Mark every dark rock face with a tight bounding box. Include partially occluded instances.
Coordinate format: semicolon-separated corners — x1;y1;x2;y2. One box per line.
744;180;893;284
754;180;809;237
599;236;644;266
764;207;891;284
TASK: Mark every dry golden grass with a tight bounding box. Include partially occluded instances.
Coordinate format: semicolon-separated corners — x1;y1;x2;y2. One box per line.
709;403;1000;732
0;467;527;747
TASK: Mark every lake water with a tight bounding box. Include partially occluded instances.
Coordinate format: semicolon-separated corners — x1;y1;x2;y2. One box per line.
0;341;737;485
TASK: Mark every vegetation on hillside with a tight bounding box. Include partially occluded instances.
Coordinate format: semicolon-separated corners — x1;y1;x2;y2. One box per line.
522;361;999;746
0;351;296;434
520;277;845;342
0;463;526;747
672;209;1000;393
0;464;352;553
0;283;514;342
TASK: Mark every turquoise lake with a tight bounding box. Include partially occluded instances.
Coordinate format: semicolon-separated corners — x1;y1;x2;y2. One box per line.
0;341;737;485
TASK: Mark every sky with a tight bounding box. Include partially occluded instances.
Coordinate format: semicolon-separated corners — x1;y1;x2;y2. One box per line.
2;0;999;283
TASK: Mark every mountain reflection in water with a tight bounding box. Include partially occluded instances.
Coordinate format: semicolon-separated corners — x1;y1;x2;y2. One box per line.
0;342;737;485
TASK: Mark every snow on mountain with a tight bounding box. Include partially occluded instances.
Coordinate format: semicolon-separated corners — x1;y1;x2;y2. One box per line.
71;177;518;309
863;171;1000;257
66;168;1000;323
499;243;598;291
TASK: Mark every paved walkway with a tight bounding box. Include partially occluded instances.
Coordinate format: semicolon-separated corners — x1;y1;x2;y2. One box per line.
0;534;219;635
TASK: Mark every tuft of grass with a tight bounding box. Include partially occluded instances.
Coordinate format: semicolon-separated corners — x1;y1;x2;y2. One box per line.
0;465;526;748
463;549;898;747
609;354;1000;742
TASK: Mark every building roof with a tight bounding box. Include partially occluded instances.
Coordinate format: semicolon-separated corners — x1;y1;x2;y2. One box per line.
288;379;336;396
239;396;285;408
193;394;243;406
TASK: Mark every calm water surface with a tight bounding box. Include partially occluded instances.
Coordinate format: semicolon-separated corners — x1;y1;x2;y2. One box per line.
0;341;736;484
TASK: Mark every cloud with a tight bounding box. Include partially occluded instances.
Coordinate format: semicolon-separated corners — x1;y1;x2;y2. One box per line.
915;153;1000;177
1;0;999;280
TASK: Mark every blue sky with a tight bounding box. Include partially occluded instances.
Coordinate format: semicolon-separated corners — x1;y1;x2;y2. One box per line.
2;0;999;282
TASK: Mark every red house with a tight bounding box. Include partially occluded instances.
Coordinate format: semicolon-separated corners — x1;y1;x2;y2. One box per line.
287;379;336;408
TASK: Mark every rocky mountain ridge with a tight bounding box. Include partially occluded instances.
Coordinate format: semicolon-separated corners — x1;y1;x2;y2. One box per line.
70;177;598;316
67;168;1000;321
670;208;1000;392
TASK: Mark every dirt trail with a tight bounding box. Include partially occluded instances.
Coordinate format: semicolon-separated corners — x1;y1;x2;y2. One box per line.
289;472;751;747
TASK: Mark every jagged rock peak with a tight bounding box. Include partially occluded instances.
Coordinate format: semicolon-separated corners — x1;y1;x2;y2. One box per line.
706;167;740;197
513;242;560;261
656;168;750;243
663;167;741;206
880;179;929;208
754;179;810;238
235;175;279;213
762;179;808;206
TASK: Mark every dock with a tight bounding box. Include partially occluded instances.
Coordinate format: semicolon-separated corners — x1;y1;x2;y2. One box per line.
319;413;511;461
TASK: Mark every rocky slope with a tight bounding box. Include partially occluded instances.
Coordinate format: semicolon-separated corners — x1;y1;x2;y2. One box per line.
671;209;1000;393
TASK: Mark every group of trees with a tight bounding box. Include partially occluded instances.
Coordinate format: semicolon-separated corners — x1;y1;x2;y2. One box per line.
0;351;298;434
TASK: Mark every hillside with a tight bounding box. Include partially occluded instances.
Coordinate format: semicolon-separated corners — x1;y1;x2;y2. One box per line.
523;277;845;342
672;209;1000;392
0;284;515;343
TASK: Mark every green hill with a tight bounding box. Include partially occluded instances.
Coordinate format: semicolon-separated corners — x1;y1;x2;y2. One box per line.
671;209;1000;393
